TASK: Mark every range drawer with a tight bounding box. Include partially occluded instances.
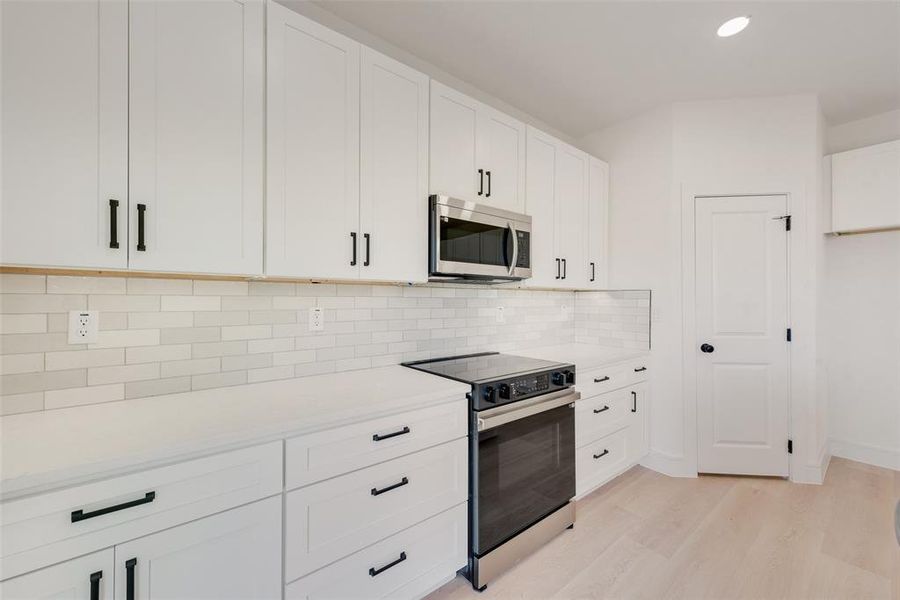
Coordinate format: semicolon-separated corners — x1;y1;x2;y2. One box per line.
285;399;466;490
575;386;633;448
0;441;282;581
285;437;467;581
285;503;466;600
576;426;631;497
577;359;648;399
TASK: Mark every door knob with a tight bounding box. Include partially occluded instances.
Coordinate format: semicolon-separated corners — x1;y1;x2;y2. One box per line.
700;343;715;353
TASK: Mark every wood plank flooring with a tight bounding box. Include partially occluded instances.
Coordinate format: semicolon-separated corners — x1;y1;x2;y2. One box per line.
427;458;900;600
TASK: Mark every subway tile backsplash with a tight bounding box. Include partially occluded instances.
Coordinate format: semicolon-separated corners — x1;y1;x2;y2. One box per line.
0;274;650;415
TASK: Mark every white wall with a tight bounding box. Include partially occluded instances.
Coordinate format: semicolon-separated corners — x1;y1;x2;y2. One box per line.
581;94;828;481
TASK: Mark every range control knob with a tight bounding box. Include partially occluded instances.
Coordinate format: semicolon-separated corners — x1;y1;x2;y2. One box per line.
551;372;565;386
482;385;496;403
498;383;511;399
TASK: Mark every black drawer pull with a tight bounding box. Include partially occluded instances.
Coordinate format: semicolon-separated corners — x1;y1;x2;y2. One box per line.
109;199;119;249
631;390;637;413
371;477;409;496
71;491;155;522
372;426;410;442
90;571;103;600
593;449;609;460
634;366;647;372
593;405;610;414
125;558;136;600
593;376;609;383
136;204;146;251
369;551;407;577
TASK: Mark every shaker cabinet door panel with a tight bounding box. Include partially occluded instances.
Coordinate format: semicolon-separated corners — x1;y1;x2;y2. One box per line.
429;81;480;203
586;157;609;288
266;4;360;279
554;144;588;288
525;127;561;288
477;108;526;213
0;549;114;600
1;0;127;269
128;0;264;275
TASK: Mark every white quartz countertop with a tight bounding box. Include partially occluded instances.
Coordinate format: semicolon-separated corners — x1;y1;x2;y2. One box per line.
515;343;649;371
0;365;468;501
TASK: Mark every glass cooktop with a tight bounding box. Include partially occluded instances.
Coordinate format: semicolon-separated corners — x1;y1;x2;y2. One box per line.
402;352;565;384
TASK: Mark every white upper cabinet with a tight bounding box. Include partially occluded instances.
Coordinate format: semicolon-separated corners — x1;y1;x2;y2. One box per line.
430;81;526;212
830;140;900;233
128;0;264;275
1;0;127;269
266;4;360;279
359;48;429;283
526;128;561;288
586;157;610;288
555;143;588;288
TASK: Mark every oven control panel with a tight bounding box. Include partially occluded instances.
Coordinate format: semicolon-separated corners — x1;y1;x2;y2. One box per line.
474;365;575;410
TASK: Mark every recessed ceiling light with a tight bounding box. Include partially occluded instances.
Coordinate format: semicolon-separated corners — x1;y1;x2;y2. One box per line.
717;15;751;37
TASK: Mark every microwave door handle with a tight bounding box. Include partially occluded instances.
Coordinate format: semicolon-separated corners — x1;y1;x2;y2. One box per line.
507;222;518;276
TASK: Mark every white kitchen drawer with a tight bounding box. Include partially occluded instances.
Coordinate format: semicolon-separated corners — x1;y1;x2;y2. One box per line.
575;386;633;448
0;548;114;599
285;503;466;599
577;359;648;398
285;437;467;581
576;426;631;498
285;399;466;490
0;441;282;581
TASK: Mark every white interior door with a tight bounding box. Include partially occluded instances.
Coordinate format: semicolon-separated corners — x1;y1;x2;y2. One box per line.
128;0;263;275
1;0;127;269
696;195;790;476
477;107;526;212
429;81;479;202
266;3;360;278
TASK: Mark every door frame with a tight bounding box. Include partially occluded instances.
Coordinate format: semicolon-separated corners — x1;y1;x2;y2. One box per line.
680;180;817;483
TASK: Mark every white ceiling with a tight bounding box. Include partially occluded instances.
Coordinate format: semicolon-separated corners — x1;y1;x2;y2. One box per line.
315;1;900;138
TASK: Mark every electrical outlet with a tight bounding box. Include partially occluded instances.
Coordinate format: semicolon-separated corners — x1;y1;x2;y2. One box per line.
560;304;570;320
308;307;324;332
496;306;505;324
68;310;99;344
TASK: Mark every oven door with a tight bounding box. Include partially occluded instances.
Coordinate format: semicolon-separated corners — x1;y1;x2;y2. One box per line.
472;388;577;556
431;196;531;280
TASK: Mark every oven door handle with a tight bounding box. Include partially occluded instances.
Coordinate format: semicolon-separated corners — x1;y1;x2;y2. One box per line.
507;221;518;276
477;388;579;431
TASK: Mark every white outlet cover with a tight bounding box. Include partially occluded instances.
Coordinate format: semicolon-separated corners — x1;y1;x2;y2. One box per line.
308;307;324;332
496;306;505;324
68;310;99;344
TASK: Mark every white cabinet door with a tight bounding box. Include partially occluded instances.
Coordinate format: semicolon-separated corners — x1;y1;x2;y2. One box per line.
477;107;526;213
0;549;114;600
628;383;650;462
114;496;281;600
1;0;127;269
555;143;588;288
525;127;560;287
586;157;609;288
429;81;480;203
267;4;360;279
831;140;900;233
128;0;263;275
359;48;429;283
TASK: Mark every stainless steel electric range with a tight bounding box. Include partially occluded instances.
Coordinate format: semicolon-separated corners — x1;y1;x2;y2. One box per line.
403;352;578;591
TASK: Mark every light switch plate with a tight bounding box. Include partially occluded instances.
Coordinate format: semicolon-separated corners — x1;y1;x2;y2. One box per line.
68;310;99;344
308;307;324;332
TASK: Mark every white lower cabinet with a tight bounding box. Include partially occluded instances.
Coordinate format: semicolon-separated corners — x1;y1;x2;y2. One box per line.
114;496;281;600
285;503;466;600
0;549;114;600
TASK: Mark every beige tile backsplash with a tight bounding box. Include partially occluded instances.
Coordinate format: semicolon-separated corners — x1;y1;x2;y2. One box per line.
0;274;650;415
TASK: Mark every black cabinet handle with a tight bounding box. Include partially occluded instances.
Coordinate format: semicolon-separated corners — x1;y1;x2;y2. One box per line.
593;405;610;414
631;390;637;413
125;558;136;600
593;376;609;383
561;258;567;279
350;232;357;266
485;170;491;197
136;204;146;252
371;476;409;496
72;491;155;523
593;449;609;460
590;262;595;282
555;258;561;280
634;366;647;372
109;199;120;249
372;426;410;442
369;552;407;577
478;169;484;196
90;571;103;600
363;233;371;266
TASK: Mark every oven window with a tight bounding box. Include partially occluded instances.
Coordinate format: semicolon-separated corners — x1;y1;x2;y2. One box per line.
440;218;511;267
476;404;575;555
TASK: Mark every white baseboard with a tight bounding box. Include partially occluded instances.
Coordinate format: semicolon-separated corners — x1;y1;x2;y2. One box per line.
640;450;697;478
829;438;900;471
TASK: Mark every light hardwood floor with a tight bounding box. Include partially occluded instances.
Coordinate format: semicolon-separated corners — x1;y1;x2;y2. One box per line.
427;458;900;600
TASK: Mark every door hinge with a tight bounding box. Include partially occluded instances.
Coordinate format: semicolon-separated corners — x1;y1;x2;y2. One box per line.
787;439;793;454
786;327;792;342
774;215;792;231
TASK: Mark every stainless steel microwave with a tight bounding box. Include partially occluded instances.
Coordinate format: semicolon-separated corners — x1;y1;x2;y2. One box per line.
429;195;532;282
